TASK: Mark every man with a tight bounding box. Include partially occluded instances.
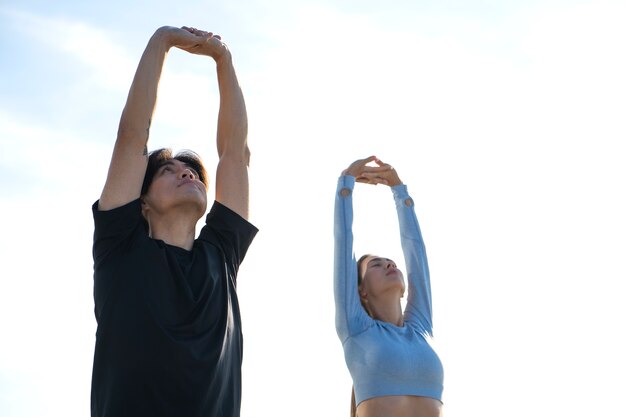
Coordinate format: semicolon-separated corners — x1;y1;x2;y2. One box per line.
91;26;257;417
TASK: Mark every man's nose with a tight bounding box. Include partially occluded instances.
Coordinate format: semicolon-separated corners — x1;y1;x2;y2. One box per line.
180;168;195;179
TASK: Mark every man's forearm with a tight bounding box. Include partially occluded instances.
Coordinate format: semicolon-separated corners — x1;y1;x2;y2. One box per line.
118;29;171;151
215;53;248;159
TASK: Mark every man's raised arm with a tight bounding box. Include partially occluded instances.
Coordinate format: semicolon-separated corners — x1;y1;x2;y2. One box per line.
211;43;250;220
99;26;212;211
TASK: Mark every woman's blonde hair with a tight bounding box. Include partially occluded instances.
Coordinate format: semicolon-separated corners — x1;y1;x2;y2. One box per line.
350;254;374;416
350;386;357;417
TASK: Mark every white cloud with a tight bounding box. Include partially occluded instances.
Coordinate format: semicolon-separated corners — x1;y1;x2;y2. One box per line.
2;8;135;91
0;110;111;194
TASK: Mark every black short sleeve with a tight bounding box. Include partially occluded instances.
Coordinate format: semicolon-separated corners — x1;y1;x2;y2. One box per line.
92;198;145;266
199;201;258;282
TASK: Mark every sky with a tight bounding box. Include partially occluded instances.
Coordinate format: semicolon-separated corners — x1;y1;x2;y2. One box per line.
1;0;625;416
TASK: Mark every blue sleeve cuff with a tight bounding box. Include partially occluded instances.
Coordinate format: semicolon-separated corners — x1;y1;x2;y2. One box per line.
338;175;356;190
391;183;411;202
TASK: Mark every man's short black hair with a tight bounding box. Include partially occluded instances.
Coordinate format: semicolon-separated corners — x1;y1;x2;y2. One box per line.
141;148;208;196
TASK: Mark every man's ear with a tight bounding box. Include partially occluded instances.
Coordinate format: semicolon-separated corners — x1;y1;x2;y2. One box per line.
140;197;149;217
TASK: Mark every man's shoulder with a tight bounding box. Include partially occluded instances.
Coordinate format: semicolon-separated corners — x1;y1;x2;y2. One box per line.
204;201;258;236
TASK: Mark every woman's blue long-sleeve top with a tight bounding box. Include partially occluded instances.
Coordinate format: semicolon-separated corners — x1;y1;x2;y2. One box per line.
334;175;444;405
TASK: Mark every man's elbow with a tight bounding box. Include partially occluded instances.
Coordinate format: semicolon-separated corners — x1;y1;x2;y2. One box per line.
219;144;250;167
244;145;251;167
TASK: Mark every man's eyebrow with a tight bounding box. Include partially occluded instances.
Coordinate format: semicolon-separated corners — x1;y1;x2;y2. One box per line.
157;160;175;170
157;160;199;174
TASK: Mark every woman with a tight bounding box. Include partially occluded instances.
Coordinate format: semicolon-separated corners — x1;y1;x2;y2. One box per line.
334;156;444;417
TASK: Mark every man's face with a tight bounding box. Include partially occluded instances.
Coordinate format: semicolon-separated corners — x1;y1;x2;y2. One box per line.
142;159;208;219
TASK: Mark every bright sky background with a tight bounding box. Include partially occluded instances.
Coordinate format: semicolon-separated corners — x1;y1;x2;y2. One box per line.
1;1;625;416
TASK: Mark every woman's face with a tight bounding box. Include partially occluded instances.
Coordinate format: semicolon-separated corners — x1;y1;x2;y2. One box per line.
359;255;405;298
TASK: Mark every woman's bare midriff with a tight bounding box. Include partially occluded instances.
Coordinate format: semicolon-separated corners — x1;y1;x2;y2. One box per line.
356;395;443;417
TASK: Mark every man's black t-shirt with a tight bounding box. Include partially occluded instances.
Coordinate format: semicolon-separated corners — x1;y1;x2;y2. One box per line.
91;199;258;417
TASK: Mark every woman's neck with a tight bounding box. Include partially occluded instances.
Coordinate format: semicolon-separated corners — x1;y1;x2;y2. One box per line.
368;295;404;326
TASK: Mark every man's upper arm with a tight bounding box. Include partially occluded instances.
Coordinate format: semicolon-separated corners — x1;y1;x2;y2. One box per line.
98;134;148;211
214;150;250;220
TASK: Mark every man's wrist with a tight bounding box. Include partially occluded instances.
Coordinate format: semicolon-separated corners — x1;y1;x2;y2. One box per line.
150;27;176;51
214;49;233;67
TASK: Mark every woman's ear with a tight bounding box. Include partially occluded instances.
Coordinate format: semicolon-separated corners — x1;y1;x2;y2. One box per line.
359;289;367;300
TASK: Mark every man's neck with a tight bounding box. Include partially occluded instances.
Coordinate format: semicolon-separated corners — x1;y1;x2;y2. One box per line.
148;210;199;251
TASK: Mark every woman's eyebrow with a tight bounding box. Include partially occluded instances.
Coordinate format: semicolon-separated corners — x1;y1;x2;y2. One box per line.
367;257;394;266
367;257;384;265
